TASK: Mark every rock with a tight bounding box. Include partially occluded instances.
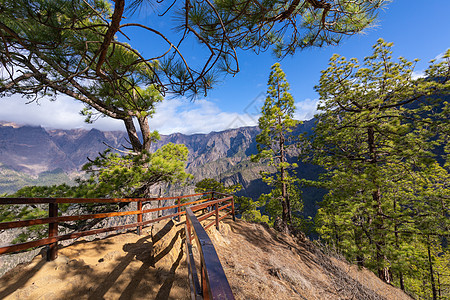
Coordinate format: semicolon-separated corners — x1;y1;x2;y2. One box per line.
273;217;289;234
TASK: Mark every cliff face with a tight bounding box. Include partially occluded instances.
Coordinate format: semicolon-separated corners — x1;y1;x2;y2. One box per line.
0;125;75;174
0;122;262;174
48;128;129;168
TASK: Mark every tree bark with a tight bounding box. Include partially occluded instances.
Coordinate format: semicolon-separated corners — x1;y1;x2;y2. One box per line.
124;117;144;153
393;197;405;290
96;0;125;79
427;236;438;300
367;126;389;283
137;114;151;152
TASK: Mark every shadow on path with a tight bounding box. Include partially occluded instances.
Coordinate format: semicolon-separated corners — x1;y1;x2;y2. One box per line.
87;235;152;300
155;244;184;300
0;255;46;299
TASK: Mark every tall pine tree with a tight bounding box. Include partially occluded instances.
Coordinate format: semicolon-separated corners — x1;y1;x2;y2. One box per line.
252;63;302;232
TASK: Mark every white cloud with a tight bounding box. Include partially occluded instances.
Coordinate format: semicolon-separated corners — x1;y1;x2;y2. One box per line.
294;98;319;121
433;51;446;61
149;98;258;134
1;93;320;134
0;94;258;134
411;70;425;80
0;94;124;131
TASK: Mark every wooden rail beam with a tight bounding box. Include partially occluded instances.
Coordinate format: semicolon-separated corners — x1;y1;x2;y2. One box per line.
185;207;234;300
0;191;235;271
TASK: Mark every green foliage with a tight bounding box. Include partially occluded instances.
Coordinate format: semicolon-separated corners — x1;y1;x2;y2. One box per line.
252;63;303;229
0;0;386;116
2;142;192;245
311;39;450;294
241;209;270;224
81;144;192;198
194;178;242;195
188;0;386;58
194;178;262;221
258;172;303;222
0;0;169;155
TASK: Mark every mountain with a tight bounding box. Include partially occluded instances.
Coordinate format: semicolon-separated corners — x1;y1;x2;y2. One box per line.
0;120;324;217
0;124;75;174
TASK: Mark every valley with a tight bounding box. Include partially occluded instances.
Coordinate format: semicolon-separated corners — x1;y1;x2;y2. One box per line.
0;120;324;217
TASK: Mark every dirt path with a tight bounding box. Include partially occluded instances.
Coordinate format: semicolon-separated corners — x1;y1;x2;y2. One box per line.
0;220;190;300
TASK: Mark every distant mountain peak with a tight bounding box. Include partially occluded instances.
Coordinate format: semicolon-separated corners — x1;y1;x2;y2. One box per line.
0;121;21;128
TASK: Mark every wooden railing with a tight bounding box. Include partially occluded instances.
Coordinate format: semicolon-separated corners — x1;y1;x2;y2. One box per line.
185;192;235;300
0;191;235;299
0;192;220;258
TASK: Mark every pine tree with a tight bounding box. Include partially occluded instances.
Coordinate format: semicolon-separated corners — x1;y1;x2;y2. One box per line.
311;39;450;287
252;63;302;231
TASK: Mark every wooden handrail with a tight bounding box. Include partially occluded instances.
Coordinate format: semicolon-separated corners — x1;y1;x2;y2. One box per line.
0;192;212;205
185;194;235;300
0;192;216;257
1;191;236;299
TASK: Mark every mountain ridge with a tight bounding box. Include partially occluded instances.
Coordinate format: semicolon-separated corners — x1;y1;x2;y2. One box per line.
0;120;323;218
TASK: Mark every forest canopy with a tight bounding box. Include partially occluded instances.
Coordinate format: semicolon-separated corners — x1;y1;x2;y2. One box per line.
310;39;449;296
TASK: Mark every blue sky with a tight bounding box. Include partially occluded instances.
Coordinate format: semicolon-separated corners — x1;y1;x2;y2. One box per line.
1;0;449;134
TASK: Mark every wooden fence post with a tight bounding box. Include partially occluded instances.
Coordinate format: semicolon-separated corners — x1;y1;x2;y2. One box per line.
232;197;236;221
47;203;58;261
137;200;143;235
177;198;181;222
215;202;219;230
202;262;210;300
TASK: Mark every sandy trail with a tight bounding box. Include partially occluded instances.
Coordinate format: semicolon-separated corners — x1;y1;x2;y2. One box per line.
0;220;189;300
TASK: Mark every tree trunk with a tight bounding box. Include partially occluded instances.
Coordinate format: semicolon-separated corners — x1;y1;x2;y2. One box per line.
354;225;365;267
124;117;144;152
427;236;438;300
393;197;405;290
279;125;289;226
367;126;389;283
137;114;152;152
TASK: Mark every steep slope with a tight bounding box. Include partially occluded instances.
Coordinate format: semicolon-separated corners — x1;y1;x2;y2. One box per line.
209;219;411;300
48;128;129;167
0;217;411;299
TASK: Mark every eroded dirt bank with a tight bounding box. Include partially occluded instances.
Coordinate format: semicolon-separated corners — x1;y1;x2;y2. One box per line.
207;219;412;300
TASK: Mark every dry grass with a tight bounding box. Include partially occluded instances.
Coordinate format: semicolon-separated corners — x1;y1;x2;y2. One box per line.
207;218;412;300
